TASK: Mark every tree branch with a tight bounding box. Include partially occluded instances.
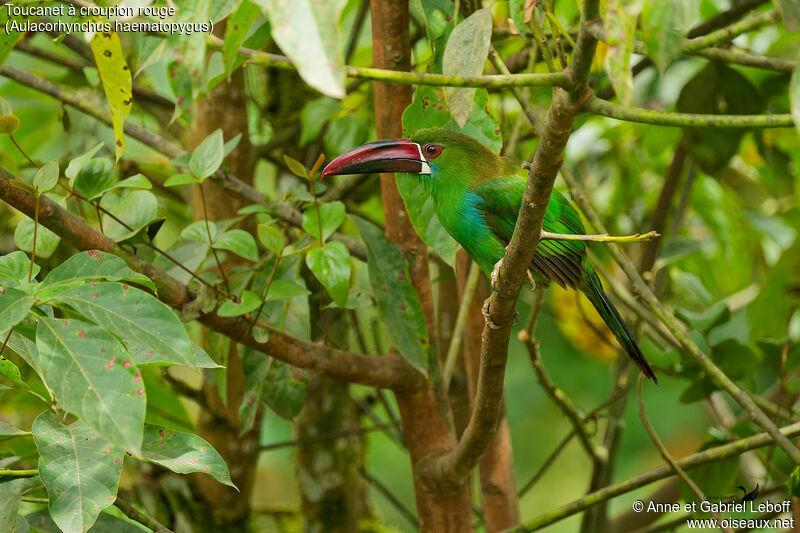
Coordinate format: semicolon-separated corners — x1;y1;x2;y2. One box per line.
0;167;421;390
583;97;794;128
506;420;800;532
114;497;175;533
417;0;602;492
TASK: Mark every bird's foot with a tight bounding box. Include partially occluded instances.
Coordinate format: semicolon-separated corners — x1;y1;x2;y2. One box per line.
481;298;502;330
527;271;537;291
490;257;504;292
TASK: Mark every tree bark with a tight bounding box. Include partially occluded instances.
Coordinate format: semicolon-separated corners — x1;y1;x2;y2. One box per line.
370;1;473;530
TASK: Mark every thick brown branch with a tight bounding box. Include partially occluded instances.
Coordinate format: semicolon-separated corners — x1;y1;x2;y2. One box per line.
0;167;419;390
417;0;601;492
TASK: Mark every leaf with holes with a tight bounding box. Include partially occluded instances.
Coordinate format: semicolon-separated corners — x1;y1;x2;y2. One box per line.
0;476;40;532
42;251;155;294
214;229;258;262
190;129;224;179
139;425;234;487
57;282;195;368
255;0;347;98
0;355;26;389
443;8;493;127
36;317;145;453
306;242;350;307
91;32;132;161
32;412;124;533
301;202;345;241
351;216;430;375
0;286;33;334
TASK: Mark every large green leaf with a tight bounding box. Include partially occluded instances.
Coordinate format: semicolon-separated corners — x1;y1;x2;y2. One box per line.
42;251;155;294
239;348;271;434
0;10;24;67
73;159;116;201
262;359;307;420
32;412;124;533
442;8;492;127
351;216;430;375
65;143;105;187
56;282;195;368
641;0;698;73
676;63;763;174
36;318;145;453
306;242;350;307
0;286;33;333
301;202;345;241
300;97;340;146
255;0;347;98
0;251;37;285
190;129;224;179
0;477;40;532
99;190;159;242
14;218;61;260
6;331;43;379
213;229;258;261
25;510;149;533
223;0;261;79
90;32;132;161
139;425;234;487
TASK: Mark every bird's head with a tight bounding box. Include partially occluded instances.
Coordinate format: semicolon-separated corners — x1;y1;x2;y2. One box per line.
322;128;513;188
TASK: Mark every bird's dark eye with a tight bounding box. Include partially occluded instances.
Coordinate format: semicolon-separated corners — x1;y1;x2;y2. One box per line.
423;143;443;159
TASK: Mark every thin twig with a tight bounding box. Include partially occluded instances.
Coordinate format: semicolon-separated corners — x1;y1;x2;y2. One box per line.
114;496;174;533
359;468;419;529
443;260;481;388
541;230;659;243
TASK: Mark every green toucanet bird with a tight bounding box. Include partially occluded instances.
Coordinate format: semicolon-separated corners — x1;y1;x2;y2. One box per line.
322;128;657;382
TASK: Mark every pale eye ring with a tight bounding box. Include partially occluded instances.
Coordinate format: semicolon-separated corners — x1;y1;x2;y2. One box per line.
423;143;443;159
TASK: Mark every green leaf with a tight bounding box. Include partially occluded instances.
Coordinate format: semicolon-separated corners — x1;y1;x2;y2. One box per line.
776;0;800;31
282;154;309;179
100;190;159;242
6;331;42;381
0;354;26;389
217;290;262;317
111;174;151;191
509;0;528;34
65;143;105;186
300;97;340;146
0;420;30;436
306;242;350;307
442;7;492;127
239;348;271;434
791;66;800;136
223;0;261;79
0;96;12;116
14;218;61;260
787;466;800;498
214;229;258;261
255;0;347;98
351;216;430;375
181;220;216;244
748;242;800;341
74;158;116;200
252;325;270;343
0;477;40;533
0;10;24;67
57;282;196;368
322;115;369;158
32;412;124;533
257;224;285;254
42;250;156;294
190;129;225;179
0;286;33;334
264;279;310;301
138;425;235;487
675;302;730;334
262;359;306;419
164;173;202;187
641;0;698;73
301;201;345;241
36;317;145;453
605;0;641;107
676;63;763;174
711;339;761;381
90;32;132;161
26;510;149;533
0;251;37;285
210;0;240;22
32;160;59;194
192;344;224;369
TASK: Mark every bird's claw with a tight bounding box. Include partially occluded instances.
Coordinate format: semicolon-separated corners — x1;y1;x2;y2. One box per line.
482;299;502;330
527;271;537;291
490;257;504;292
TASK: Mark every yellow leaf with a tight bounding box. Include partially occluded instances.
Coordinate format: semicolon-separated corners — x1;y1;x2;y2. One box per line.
91;31;132;162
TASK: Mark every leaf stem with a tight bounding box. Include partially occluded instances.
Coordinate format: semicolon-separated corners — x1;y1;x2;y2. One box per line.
0;469;38;477
540;230;659;243
8;133;39;167
198;183;230;293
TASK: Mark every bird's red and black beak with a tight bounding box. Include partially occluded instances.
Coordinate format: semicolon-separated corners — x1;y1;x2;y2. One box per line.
322;139;431;178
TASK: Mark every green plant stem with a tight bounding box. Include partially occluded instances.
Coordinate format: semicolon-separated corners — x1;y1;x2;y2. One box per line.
0;469;38;477
8;133;38;167
114;497;175;533
197;183;230;294
20;496;48;503
504;420;800;532
583;96;794;128
540;230;659;243
443;260;480;388
683;8;780;53
29;194;39;283
251;252;282;328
